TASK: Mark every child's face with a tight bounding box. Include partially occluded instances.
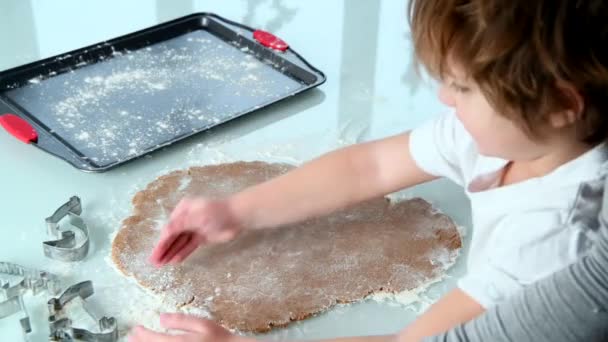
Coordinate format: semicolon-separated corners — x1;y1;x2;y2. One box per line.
438;68;549;161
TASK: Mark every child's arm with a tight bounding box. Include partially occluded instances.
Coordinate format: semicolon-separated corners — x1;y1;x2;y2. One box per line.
286;289;484;342
274;290;483;342
231;132;436;230
151;133;437;265
397;289;485;341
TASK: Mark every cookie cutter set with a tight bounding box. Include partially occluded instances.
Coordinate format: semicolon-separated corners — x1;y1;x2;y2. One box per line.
0;196;118;341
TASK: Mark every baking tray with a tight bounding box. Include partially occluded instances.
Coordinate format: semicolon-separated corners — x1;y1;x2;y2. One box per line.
0;13;326;172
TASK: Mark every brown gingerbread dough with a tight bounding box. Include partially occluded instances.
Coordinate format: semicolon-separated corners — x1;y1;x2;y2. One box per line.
111;161;461;332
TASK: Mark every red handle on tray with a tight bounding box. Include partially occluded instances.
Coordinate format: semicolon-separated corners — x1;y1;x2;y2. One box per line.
253;30;289;52
0;114;38;144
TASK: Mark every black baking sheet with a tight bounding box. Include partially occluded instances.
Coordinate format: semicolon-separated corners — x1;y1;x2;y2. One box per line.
0;13;325;171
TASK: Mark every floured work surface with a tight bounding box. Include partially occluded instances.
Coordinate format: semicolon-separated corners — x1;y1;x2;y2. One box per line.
111;161;462;332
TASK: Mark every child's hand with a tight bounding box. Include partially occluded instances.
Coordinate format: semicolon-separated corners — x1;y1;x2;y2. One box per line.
128;313;251;342
148;197;243;267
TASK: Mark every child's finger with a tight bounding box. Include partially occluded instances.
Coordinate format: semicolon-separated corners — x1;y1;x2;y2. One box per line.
150;216;188;263
161;233;192;264
128;325;182;342
160;313;213;334
149;221;185;265
150;230;177;264
168;236;203;264
213;228;238;243
158;233;192;265
149;231;179;266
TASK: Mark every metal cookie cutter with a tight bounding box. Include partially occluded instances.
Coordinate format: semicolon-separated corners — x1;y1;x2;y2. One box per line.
0;295;31;339
48;281;118;342
0;262;60;299
0;262;60;340
44;196;90;262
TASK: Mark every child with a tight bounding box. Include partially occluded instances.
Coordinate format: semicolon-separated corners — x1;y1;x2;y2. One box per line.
131;0;608;341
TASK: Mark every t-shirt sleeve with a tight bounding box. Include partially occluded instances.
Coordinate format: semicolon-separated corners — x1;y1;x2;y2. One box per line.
458;210;580;308
409;112;476;186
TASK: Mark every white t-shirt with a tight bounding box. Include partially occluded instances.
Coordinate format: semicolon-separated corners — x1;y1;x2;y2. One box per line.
409;112;608;308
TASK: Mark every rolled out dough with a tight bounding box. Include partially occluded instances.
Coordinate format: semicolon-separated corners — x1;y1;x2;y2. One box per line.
111;161;461;332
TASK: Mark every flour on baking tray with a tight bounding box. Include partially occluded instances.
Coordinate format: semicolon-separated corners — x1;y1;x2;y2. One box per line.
11;30;302;166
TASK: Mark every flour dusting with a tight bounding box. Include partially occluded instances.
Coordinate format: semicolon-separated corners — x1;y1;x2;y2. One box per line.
6;30;304;167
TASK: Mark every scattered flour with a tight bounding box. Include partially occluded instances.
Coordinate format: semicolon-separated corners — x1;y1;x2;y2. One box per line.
370;250;458;311
12;30;302;167
98;252;210;341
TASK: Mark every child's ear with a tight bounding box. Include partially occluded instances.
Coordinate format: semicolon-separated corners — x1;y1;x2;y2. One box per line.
549;83;585;129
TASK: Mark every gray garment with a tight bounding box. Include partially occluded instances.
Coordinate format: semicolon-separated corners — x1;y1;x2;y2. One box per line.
425;176;608;342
